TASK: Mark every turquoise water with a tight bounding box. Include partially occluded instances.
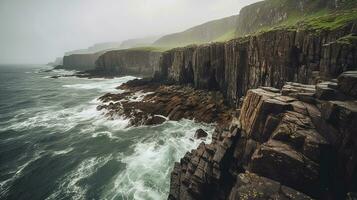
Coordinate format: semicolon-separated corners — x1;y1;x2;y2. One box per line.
0;65;213;200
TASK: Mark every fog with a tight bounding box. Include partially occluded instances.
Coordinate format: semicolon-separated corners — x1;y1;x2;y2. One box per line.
0;0;260;64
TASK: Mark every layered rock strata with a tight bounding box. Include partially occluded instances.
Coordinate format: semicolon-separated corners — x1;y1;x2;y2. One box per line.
155;23;357;106
168;71;357;199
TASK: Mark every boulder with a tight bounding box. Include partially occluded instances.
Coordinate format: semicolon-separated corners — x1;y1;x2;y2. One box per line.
249;140;320;197
194;129;208;139
338;71;357;98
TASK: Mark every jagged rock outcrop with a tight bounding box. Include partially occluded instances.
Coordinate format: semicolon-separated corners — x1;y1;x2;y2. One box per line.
96;49;161;76
168;71;357;200
97;79;234;127
62;53;101;71
155;22;357;106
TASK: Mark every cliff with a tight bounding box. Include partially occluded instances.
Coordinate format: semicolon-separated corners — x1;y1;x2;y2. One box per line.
61;53;101;71
64;42;121;56
95;48;162;76
235;0;338;36
119;36;161;49
168;73;357;199
153;15;238;47
155;17;357;106
158;2;357;199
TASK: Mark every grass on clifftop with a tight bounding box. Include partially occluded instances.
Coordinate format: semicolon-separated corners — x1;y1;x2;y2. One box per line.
124;46;172;52
300;9;357;31
253;7;357;36
214;29;237;42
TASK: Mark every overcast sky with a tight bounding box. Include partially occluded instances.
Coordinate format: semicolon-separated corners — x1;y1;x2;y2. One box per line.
0;0;260;64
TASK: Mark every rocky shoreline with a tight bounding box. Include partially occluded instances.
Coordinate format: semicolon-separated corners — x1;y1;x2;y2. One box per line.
167;71;357;200
95;71;357;199
97;78;235;127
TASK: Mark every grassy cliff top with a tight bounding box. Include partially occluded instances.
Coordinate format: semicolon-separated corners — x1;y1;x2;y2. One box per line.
251;6;357;36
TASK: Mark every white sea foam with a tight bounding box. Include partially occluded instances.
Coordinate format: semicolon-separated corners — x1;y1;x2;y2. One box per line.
104;119;213;200
128;91;154;102
53;148;74;155
91;131;119;139
62;76;137;93
1;94;131;133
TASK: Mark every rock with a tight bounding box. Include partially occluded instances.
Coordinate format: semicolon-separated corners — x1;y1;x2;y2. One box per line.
228;173;313;200
96;49;161;77
97;82;234;127
168;81;357;199
62;53;99;71
338;71;357;98
316;81;339;100
155;25;357;106
194;129;208;139
145;115;166;125
249;140;320;197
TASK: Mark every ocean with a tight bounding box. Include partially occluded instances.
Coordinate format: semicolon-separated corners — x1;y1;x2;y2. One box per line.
0;65;213;200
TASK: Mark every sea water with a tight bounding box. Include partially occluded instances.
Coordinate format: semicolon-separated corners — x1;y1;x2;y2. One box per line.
0;65;213;200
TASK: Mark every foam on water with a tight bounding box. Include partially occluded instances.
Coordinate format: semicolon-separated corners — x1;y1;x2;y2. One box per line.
104;120;214;200
53;148;74;155
62;76;137;93
0;67;216;200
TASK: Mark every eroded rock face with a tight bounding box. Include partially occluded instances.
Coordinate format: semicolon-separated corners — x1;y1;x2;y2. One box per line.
156;24;357;106
95;49;162;77
62;53;101;71
228;173;313;200
168;72;357;199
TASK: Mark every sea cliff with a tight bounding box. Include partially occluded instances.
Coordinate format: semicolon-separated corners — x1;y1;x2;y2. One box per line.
95;48;162;76
155;22;357;106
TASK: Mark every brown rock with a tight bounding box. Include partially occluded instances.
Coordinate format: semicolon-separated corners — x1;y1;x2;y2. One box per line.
249;140;320;198
228;173;313;200
194;129;208;139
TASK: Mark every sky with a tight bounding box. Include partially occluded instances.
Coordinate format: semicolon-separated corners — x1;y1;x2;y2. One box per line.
0;0;260;64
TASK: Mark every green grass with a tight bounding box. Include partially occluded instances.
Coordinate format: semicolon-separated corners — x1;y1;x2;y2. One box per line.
214;29;237;42
251;7;357;36
300;9;357;31
124;46;172;52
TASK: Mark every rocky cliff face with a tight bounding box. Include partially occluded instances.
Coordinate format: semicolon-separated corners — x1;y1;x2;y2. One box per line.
62;53;101;71
95;49;162;76
156;23;357;106
168;71;357;199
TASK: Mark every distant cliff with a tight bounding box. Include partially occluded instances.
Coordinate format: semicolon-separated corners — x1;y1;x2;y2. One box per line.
119;36;161;49
95;48;162;76
153;15;238;47
60;53;102;71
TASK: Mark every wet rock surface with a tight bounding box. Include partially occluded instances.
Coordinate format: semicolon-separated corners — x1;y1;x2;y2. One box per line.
97;79;234;127
168;72;357;200
194;129;208;139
